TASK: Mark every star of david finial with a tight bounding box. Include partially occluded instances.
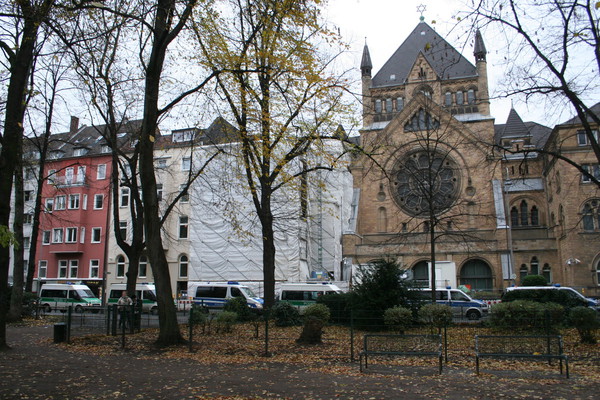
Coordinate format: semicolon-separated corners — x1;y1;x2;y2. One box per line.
417;4;427;21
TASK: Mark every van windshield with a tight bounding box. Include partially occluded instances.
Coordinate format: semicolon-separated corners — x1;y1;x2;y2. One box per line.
240;287;257;298
76;289;96;299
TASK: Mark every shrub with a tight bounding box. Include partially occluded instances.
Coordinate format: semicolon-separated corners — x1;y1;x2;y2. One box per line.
189;305;208;326
215;311;237;333
224;297;257;322
271;301;301;327
569;307;600;344
351;259;415;328
488;300;565;332
418;304;453;332
521;275;547;286
384;306;413;333
297;303;330;344
317;292;355;324
502;288;587;309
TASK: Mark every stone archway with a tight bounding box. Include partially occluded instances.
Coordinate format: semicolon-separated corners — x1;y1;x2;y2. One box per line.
460;259;493;291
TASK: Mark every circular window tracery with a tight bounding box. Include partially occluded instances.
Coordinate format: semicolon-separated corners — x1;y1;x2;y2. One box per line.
391;150;461;216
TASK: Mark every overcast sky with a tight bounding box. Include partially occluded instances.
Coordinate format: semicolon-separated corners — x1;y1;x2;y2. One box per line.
325;0;552;127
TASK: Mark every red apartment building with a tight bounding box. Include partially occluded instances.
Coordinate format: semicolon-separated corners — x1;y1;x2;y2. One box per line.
34;118;120;296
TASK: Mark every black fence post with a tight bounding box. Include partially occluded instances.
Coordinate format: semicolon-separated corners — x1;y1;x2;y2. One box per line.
188;307;194;353
106;305;111;336
350;309;355;362
66;306;72;343
264;309;271;357
111;305;118;336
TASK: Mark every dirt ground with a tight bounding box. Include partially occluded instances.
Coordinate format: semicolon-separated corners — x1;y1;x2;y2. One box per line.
1;323;599;400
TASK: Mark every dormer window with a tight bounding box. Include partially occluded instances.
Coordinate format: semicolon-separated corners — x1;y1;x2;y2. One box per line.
101;144;111;153
49;150;64;159
173;129;196;143
73;147;88;157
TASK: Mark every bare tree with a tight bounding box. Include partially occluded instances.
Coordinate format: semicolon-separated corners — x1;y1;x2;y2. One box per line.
462;0;600;170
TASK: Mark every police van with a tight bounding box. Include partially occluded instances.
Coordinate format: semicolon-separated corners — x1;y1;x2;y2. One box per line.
38;283;101;313
410;287;489;320
187;281;263;310
107;283;158;313
276;282;343;311
503;285;599;311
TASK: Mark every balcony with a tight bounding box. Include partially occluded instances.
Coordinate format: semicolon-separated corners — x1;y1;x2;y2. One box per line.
51;175;87;188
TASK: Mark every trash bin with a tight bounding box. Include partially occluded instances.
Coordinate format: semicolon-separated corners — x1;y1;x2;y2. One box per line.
54;323;67;343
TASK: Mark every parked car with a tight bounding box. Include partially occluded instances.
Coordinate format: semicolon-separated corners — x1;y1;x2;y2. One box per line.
502;285;599;311
410;287;489;320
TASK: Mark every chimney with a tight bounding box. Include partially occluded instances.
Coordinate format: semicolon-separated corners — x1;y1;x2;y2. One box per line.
70;116;80;134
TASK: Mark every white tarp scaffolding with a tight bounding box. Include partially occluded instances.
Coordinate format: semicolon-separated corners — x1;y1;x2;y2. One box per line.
187;140;353;296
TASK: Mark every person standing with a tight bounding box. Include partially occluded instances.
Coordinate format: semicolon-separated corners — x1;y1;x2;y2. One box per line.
117;291;132;329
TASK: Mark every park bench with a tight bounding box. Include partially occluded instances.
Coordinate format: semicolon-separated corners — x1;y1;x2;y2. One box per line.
359;334;443;374
475;334;569;378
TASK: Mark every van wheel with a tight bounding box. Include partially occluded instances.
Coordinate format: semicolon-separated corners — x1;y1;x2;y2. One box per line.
150;307;158;315
43;304;51;313
74;305;84;313
466;310;480;320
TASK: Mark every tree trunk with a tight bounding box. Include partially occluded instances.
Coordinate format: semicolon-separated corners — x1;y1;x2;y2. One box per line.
135;0;186;346
9;159;25;322
260;204;276;310
0;4;42;351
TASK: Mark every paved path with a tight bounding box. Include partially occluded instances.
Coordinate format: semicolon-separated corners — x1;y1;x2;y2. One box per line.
0;324;598;399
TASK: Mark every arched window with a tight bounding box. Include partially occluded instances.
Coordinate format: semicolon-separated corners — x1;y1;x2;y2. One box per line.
582;199;600;231
412;261;429;288
530;257;539;275
519;264;528;283
531;206;539;226
596;259;600;286
510;207;519;227
520;200;529;226
396;97;404;111
179;254;188;278
377;207;387;233
116;255;126;278
456;91;464;105
467;89;476;104
444;92;452;106
385;98;393;113
460;259;493;290
542;263;552;284
139;255;148;278
374;99;382;113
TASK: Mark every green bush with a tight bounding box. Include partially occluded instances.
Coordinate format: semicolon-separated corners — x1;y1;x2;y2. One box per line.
189;305;208;326
351;259;415;328
521;275;547;286
224;297;257;322
317;292;355;324
297;303;330;344
384;306;413;333
418;304;453;331
569;306;600;344
303;303;331;323
502;288;587;309
215;311;237;333
488;300;565;332
271;301;302;327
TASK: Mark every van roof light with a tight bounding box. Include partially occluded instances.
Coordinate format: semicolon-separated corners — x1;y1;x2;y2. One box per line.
227;281;239;285
554;284;561;287
446;286;451;289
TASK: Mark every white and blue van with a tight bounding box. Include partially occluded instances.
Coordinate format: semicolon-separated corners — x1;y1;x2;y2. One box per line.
187;281;263;310
411;287;489;320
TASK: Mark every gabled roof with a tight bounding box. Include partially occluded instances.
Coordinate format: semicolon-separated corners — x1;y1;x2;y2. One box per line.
560;102;600;125
372;22;477;87
494;108;551;148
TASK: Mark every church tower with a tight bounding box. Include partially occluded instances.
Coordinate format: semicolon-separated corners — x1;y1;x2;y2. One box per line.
344;19;506;292
361;42;373;127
